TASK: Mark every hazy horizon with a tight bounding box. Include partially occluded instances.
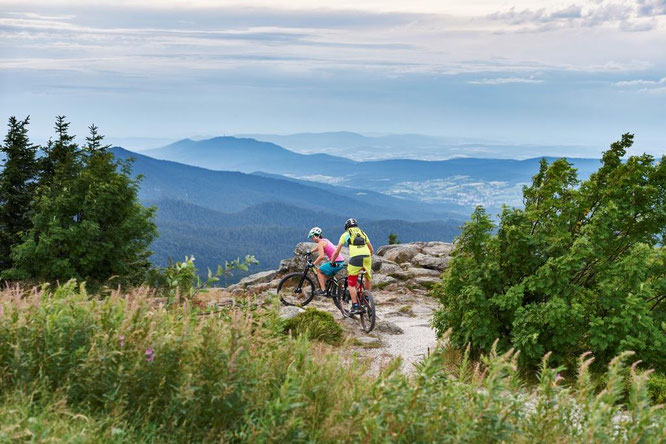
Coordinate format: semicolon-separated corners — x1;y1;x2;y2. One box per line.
1;0;665;157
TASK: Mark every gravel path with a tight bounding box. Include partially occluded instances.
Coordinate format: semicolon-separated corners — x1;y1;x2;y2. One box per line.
311;289;440;374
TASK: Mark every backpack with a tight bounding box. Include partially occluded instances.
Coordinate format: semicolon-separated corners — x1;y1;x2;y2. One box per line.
347;227;367;246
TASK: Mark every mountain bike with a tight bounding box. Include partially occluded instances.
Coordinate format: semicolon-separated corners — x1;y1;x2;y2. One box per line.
276;252;376;332
277;252;347;310
343;268;376;333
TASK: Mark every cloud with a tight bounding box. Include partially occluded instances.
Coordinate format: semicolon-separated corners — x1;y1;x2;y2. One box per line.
467;76;544;85
488;0;665;31
614;76;666;93
636;0;666;16
488;5;583;24
614;77;666;86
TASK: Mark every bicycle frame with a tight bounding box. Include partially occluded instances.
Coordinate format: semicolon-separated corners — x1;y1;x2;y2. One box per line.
301;252;340;297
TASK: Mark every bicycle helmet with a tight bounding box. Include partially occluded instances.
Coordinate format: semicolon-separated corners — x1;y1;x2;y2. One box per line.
344;218;358;230
308;226;323;238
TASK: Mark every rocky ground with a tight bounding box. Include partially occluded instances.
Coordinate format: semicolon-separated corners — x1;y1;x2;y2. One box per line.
217;241;453;374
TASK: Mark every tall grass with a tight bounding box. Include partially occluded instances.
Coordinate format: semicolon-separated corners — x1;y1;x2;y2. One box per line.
1;281;664;442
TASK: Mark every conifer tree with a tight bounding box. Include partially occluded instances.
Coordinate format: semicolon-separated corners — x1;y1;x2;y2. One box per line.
0;116;39;271
39;115;80;188
3;121;157;286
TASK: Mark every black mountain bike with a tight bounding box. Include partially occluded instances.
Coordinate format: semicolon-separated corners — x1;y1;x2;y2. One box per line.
277;252;376;332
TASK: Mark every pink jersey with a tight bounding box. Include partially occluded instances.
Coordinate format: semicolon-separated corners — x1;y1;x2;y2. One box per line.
322;238;344;262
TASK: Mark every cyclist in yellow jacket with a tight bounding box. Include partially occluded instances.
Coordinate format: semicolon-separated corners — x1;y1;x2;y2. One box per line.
330;218;374;314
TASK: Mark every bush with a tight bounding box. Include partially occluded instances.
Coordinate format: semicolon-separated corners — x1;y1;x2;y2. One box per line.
648;373;666;404
433;134;666;372
1;283;665;442
283;308;344;345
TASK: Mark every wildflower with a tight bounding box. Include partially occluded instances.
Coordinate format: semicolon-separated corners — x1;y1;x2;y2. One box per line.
145;348;155;362
119;335;125;348
555;373;564;383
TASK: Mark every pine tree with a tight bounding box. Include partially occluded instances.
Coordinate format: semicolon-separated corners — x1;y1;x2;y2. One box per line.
3;122;157;286
39;115;80;188
0;116;39;271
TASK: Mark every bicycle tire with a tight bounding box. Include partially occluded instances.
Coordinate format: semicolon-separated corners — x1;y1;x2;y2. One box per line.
332;284;352;318
360;291;376;332
277;272;315;307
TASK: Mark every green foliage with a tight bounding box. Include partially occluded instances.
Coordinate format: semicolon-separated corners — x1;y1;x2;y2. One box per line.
2;119;157;287
433;134;666;372
146;254;258;304
0;116;39;270
388;231;400;244
283;307;344;345
0;285;665;442
647;373;666;405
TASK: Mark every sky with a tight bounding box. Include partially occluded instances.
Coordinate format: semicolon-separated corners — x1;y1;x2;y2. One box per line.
1;0;665;156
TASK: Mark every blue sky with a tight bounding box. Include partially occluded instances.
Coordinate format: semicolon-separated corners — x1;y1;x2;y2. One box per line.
1;0;665;156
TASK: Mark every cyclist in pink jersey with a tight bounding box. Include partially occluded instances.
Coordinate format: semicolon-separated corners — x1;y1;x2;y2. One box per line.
308;226;345;295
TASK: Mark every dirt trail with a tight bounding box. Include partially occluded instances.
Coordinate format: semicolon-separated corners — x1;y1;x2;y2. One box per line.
309;289;440;374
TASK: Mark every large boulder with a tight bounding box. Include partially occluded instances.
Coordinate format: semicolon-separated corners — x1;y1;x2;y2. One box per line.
411;253;450;271
375;244;402;257
382;244;423;264
406;267;441;278
372;274;397;286
237;270;278;288
278;242;317;273
422;242;453;257
379;260;402;275
279;305;305;320
414;276;441;288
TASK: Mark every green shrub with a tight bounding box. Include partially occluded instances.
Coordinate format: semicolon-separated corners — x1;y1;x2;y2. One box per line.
433;134;666;372
648;372;666;404
283;308;343;346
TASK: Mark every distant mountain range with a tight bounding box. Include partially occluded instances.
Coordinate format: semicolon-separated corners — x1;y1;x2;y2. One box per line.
236;131;599;160
111;147;458;220
142;136;602;211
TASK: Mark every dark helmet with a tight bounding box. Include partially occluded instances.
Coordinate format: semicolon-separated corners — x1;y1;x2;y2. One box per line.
344;218;358;230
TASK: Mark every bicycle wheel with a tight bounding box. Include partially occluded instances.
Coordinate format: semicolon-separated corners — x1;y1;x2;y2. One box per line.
360;291;376;332
332;284;353;318
277;273;315;307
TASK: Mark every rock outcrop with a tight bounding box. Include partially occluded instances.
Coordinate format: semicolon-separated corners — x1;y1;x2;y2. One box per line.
228;241;453;297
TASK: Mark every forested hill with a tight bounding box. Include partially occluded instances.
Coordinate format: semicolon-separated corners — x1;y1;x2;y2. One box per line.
110;147;456;221
150;199;462;282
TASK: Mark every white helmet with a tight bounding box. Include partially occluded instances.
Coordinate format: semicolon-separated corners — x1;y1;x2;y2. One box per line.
308;226;322;238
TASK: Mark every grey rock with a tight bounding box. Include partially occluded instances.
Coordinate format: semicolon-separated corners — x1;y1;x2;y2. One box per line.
279;242;317;274
238;270;278;287
279;305;305;320
422;242;453;256
372;274;397;286
388;271;412;281
375;244;401;257
406;267;441;277
375;321;404;335
355;336;381;345
382;244;423;263
379;260;402;275
414;276;441;286
411;253;450;271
